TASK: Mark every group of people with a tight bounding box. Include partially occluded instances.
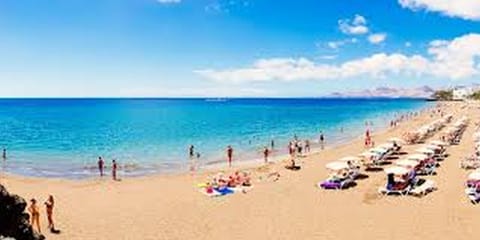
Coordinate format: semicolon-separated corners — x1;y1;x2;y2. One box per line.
28;195;60;234
204;171;252;194
97;156;119;181
196;132;326;169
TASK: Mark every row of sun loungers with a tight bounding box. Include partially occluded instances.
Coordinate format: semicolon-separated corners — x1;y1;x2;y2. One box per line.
403;114;452;144
377;118;467;197
464;128;480;204
376;138;453;197
461;130;480;169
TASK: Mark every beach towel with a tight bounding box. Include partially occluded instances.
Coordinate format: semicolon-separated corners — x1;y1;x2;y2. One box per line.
215;187;235;195
198;188;222;197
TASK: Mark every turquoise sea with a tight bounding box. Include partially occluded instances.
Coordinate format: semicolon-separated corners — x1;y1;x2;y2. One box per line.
0;98;432;178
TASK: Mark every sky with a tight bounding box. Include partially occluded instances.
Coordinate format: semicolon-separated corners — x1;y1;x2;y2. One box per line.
0;0;479;97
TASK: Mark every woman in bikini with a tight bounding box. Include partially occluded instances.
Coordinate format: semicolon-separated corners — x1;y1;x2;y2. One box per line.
45;195;55;231
28;198;41;233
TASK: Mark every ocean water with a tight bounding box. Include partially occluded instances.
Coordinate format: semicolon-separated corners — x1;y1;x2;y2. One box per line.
0;98;432;178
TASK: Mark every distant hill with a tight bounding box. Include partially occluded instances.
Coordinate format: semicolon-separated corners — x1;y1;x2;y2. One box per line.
330;86;435;98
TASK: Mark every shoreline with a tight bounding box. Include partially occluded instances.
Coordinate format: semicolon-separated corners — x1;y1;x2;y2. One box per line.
1;101;434;184
4;101;479;240
0;100;432;180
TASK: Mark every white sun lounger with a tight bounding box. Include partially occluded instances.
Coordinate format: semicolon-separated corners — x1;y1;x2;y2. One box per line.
410;179;437;197
378;184;411;196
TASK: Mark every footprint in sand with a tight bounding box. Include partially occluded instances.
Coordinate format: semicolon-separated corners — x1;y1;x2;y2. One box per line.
363;191;382;204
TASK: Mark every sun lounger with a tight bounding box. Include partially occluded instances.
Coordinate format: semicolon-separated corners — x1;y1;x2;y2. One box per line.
410;179;436;196
378;184;412;195
317;177;354;190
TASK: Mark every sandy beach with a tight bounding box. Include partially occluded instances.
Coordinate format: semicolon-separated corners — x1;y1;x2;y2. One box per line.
2;101;480;240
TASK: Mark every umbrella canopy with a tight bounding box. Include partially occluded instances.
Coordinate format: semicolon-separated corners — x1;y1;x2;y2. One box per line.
325;161;349;171
359;151;379;158
377;143;394;150
395;159;420;168
388;137;405;144
415;148;435;155
406;154;429;161
369;147;388;154
429;140;448;146
338;156;361;162
468;171;480;181
384;166;410;175
425;144;441;150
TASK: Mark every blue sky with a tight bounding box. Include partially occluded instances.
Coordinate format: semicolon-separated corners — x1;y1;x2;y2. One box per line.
0;0;479;97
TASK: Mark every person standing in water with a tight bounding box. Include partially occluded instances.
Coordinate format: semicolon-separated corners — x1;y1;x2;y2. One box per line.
45;195;55;232
189;145;195;158
263;147;270;164
97;157;104;177
112;159;118;181
319;132;325;150
271;139;275;150
227;146;233;167
2;148;6;160
28;198;41;234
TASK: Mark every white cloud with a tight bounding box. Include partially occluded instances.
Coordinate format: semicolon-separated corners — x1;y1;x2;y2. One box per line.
196;33;480;83
319;55;337;60
368;33;387;44
338;14;369;35
398;0;480;21
157;0;181;3
327;38;358;49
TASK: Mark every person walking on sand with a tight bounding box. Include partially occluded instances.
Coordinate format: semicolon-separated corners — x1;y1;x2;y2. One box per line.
263;147;269;164
97;156;104;177
227;146;233;167
305;140;310;153
28;198;41;233
112;159;118;181
45;195;56;232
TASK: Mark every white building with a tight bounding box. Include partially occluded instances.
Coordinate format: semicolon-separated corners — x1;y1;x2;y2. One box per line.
452;86;473;101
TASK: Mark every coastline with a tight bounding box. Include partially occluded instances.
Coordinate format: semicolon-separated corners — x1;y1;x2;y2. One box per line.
0;98;432;180
5;101;479;240
0;100;431;181
2;99;428;179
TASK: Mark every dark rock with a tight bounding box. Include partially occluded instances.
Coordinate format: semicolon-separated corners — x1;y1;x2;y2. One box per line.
0;184;45;240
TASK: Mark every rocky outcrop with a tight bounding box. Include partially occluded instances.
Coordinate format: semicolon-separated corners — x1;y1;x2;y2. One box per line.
0;184;45;240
